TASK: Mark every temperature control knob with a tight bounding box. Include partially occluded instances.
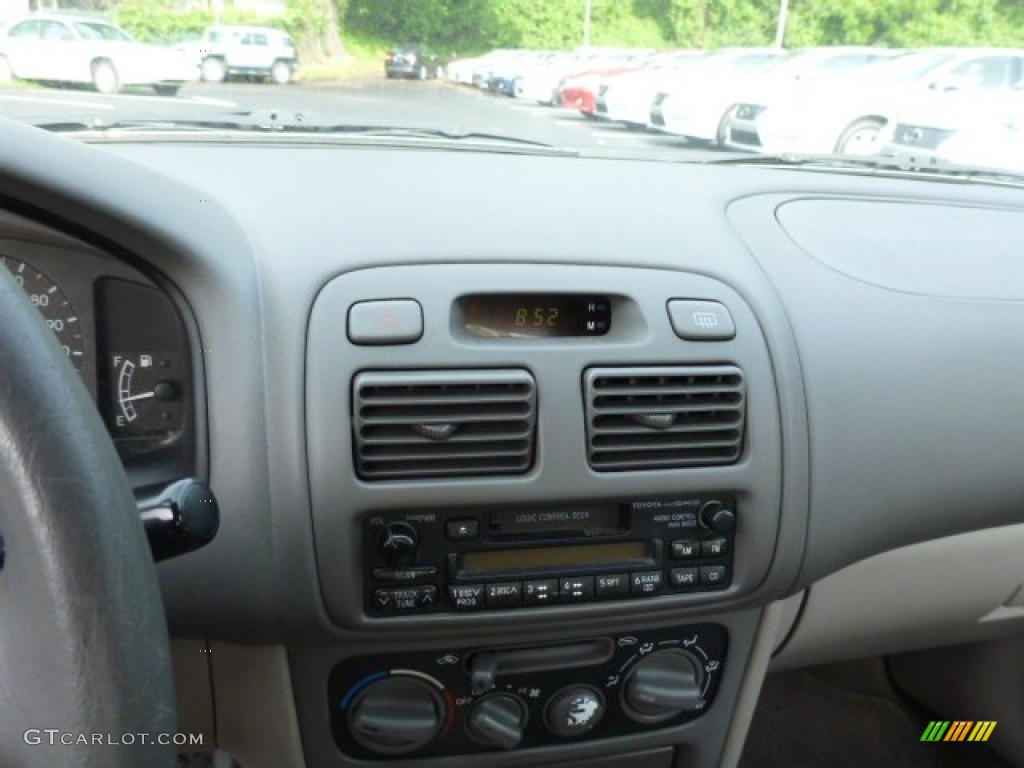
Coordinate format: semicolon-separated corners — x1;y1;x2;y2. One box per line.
348;677;444;755
467;694;526;749
622;650;705;723
378;522;418;567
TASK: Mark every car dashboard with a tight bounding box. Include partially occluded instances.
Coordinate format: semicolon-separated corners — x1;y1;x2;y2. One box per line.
3;118;1024;768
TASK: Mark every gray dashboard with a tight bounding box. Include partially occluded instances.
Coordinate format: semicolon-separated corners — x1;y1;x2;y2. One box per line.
3;117;1024;767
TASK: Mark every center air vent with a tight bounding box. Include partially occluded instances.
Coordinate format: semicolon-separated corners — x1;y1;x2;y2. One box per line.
584;366;745;472
354;370;537;480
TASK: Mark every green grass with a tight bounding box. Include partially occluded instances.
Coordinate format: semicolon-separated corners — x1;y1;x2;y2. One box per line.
0;77;34;90
297;32;390;82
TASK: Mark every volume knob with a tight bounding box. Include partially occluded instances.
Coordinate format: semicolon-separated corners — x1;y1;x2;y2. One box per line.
699;501;736;534
378;522;418;567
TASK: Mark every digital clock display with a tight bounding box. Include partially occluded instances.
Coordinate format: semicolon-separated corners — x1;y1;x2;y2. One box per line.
461;294;611;339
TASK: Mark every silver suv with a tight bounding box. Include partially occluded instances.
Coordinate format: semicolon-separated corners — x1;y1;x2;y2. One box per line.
192;25;297;84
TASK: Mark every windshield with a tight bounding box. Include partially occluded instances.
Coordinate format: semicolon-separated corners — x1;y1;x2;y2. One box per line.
1;2;1023;178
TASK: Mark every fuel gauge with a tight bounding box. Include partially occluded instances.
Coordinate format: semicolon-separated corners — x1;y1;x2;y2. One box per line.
95;277;195;471
111;352;184;434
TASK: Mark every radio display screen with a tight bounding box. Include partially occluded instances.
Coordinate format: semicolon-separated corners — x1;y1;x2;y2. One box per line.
460;294;611;339
460;541;650;577
489;505;621;536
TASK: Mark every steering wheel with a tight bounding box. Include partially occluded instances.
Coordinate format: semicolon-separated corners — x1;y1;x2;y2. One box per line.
0;267;176;766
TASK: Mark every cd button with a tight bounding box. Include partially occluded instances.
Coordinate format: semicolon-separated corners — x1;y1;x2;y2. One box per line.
449;584;485;610
595;573;629;598
559;576;595;602
699;565;728;587
630;571;664;595
523;579;559;605
485;582;522;607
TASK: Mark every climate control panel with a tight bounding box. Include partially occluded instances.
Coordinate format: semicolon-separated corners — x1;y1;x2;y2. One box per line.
329;623;727;759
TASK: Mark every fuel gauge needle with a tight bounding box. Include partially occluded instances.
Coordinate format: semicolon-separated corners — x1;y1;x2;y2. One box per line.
121;391;156;403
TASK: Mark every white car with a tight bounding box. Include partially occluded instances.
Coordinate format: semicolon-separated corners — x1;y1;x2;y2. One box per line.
446;55;486;84
751;48;1024;156
598;51;706;127
0;14;197;95
879;88;1024;174
515;51;588;103
451;49;522;86
720;47;901;151
650;48;785;142
469;49;526;89
187;25;297;85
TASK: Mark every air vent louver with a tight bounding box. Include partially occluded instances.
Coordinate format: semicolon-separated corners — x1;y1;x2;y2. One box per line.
584;366;745;472
354;369;537;480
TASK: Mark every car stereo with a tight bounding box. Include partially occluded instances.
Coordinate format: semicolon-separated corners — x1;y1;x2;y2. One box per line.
362;496;736;616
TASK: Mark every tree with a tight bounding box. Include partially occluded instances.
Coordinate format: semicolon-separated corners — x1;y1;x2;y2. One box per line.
287;0;345;59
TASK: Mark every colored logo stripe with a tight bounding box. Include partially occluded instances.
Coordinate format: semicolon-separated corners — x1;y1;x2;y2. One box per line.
968;722;997;742
921;721;949;741
945;721;973;741
921;720;997;742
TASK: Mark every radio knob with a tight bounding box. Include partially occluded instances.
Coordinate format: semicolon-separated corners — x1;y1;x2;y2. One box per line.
467;694;527;750
348;676;445;755
622;649;705;723
699;501;736;534
378;522;419;567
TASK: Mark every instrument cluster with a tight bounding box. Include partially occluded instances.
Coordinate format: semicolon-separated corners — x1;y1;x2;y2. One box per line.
1;232;197;485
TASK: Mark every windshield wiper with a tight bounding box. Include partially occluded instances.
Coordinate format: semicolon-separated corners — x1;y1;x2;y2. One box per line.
706;151;1024;187
34;110;579;156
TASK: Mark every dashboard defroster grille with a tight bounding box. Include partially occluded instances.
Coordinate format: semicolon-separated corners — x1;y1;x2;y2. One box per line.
584;365;745;471
354;369;537;480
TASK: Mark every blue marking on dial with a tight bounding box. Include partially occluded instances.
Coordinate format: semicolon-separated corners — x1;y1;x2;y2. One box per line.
341;670;388;709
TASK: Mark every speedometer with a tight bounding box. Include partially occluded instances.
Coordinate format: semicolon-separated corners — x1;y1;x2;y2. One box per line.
1;255;85;371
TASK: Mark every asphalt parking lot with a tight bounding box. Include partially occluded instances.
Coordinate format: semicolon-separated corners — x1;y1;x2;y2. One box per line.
0;77;722;161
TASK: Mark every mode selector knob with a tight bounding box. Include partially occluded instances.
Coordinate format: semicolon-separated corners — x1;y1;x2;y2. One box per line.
467;694;527;750
622;649;705;724
378;522;418;566
699;500;736;534
348;677;445;755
